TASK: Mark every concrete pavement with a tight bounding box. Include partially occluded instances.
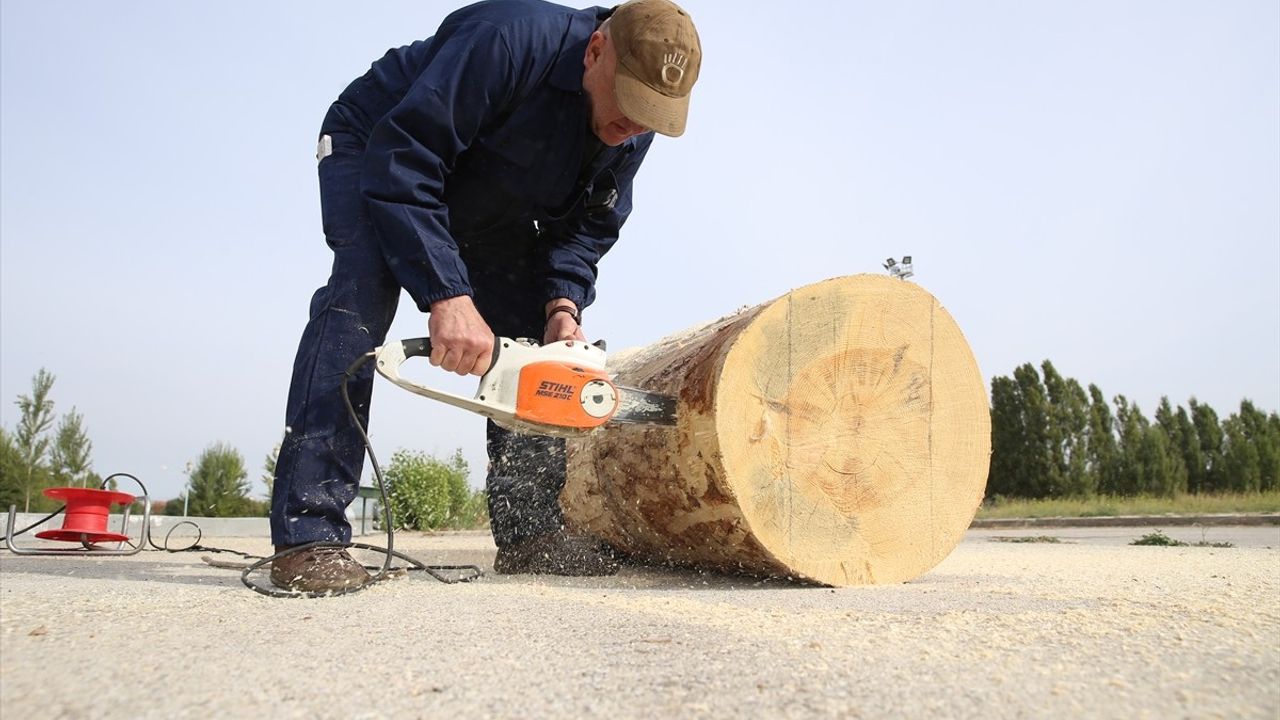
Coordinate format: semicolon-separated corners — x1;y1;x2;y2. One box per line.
2;527;1277;719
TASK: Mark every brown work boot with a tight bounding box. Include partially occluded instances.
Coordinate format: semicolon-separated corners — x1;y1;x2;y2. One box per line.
493;531;620;576
269;544;372;592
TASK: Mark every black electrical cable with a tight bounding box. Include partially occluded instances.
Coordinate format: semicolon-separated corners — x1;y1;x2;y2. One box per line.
98;473;253;557
148;519;263;560
4;361;482;597
8;507;66;539
237;351;483;598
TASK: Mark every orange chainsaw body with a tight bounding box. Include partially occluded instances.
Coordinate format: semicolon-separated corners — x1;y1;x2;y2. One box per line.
515;361;618;430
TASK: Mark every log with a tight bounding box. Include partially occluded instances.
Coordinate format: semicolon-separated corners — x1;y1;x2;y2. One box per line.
561;275;990;586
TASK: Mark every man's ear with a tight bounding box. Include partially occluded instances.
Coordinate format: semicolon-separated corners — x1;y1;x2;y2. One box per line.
583;31;606;69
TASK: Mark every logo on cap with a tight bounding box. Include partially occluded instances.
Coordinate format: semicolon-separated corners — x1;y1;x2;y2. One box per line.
661;52;688;87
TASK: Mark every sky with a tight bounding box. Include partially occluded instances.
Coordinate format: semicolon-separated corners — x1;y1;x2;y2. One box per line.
2;0;1277;502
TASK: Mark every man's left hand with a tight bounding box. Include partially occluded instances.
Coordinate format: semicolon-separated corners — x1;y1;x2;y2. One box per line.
544;300;586;344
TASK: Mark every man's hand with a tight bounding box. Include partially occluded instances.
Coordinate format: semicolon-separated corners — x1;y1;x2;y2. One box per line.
428;296;495;376
544;299;586;345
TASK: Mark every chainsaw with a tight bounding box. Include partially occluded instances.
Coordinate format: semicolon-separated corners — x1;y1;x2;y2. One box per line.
374;337;677;437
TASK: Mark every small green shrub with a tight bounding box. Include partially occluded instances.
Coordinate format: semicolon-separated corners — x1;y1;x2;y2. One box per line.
1131;530;1187;546
383;449;488;530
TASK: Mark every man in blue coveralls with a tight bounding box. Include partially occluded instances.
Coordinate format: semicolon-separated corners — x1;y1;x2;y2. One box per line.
269;0;702;591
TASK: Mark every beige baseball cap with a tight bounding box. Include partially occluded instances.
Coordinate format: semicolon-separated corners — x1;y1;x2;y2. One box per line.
609;0;702;137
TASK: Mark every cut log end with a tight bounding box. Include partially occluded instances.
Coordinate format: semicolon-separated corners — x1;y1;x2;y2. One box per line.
563;275;991;586
717;276;989;585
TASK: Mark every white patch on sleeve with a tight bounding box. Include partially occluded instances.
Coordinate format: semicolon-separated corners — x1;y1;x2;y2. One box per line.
316;134;333;162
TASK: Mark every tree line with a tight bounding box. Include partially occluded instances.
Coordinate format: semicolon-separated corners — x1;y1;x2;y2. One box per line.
989;361;1280;499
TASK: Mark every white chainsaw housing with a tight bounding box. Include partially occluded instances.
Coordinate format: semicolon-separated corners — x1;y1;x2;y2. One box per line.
374;338;611;438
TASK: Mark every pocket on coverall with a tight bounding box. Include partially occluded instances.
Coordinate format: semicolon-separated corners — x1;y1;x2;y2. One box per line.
316;132;372;250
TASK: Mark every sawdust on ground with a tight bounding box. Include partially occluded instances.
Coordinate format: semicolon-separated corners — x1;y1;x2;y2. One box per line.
1;528;1277;719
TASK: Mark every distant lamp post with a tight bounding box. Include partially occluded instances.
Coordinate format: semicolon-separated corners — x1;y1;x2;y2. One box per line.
183;461;193;517
883;255;914;280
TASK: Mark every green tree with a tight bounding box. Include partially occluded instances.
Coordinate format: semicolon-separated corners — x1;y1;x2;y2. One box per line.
14;369;57;512
1138;425;1178;497
1152;397;1188;495
50;407;93;488
1219;414;1261;492
1041;362;1092;497
1189;399;1225;493
262;443;280;500
1237;401;1280;492
185;442;255;517
1113;396;1151;496
384;449;485;530
1064;378;1095;495
1265;413;1280;492
1086;384;1120;495
0;427;24;510
1173;406;1204;494
987;375;1024;499
1013;363;1054;498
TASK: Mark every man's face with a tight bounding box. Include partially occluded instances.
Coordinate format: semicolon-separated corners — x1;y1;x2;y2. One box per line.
582;30;649;146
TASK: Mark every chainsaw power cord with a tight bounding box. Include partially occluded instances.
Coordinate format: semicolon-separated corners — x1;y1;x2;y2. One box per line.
236;351;483;598
3;359;483;598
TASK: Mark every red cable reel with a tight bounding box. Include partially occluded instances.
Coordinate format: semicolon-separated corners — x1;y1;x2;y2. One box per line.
34;487;136;544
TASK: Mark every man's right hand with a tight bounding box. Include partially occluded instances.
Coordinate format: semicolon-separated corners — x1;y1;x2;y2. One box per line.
427;295;495;376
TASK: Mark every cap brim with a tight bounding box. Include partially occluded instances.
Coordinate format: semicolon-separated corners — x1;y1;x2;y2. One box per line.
614;66;689;138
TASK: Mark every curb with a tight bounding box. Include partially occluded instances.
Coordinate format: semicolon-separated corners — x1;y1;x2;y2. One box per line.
970;513;1280;529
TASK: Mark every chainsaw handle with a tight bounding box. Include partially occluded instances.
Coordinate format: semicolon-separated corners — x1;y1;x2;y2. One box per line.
400;337;432;358
399;336;503;374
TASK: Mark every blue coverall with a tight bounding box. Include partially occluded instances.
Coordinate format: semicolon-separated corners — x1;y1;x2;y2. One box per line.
270;0;653;548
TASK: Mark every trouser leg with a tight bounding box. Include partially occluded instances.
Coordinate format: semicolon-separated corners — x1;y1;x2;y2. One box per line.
271;137;398;546
465;244;568;548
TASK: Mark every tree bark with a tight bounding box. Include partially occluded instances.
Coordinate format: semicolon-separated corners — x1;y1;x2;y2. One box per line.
561;275;991;586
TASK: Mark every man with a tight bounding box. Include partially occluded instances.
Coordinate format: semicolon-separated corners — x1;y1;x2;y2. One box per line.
269;0;702;591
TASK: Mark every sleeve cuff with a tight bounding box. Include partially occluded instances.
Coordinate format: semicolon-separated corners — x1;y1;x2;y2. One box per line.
406;284;474;313
543;280;590;311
